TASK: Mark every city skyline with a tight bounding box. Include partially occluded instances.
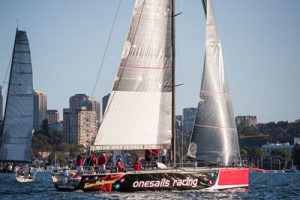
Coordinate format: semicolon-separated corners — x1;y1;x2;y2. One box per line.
0;0;299;123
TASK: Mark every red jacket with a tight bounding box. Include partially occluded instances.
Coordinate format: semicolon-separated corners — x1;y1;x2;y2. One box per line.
152;149;160;156
91;155;98;165
116;160;124;171
145;150;151;157
98;155;107;165
76;155;83;166
132;161;142;171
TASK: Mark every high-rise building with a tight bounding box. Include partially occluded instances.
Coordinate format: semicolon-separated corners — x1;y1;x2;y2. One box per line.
33;90;47;129
75;107;98;147
91;100;101;122
63;108;71;143
47;109;62;132
182;107;197;135
0;86;3;120
64;94;100;144
47;110;59;123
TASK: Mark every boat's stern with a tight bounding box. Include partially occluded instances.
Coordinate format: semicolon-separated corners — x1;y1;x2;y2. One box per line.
52;170;81;191
209;168;249;190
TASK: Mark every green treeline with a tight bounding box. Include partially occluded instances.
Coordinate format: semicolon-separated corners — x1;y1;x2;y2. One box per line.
32;119;300;169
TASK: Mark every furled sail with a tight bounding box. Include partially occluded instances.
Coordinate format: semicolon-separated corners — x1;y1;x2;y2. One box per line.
187;0;241;166
0;29;33;163
93;0;174;150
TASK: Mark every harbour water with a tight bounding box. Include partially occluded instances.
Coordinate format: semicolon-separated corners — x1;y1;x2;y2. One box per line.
0;171;299;200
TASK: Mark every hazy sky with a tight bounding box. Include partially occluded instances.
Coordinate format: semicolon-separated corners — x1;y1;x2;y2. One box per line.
0;0;299;123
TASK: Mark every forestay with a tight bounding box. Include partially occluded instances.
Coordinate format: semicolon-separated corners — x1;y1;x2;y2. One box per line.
0;30;33;163
187;0;240;166
93;0;173;150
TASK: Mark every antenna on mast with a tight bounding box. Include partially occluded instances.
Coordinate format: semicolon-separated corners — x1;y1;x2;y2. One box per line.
16;19;20;29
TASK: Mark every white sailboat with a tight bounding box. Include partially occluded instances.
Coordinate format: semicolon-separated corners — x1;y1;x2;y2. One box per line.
0;29;36;182
53;0;249;192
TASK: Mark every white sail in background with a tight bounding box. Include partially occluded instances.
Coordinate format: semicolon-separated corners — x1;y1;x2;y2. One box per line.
0;29;33;163
187;0;241;166
93;0;173;151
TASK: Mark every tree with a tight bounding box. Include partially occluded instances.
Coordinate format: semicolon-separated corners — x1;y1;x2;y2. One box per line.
240;148;248;160
247;147;264;167
32;129;64;156
270;149;289;160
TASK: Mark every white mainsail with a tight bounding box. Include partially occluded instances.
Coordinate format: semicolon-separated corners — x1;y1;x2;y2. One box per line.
0;29;34;163
93;0;174;151
187;0;241;166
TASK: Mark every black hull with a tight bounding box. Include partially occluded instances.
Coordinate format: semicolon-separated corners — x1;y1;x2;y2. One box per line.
78;170;219;192
52;168;249;192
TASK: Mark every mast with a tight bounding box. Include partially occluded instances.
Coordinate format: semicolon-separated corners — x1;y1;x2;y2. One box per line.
170;0;176;166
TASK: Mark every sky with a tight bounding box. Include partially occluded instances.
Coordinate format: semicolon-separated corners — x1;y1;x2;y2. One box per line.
0;0;299;123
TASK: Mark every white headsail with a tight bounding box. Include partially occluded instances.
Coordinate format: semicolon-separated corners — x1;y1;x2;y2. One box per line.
187;0;241;166
93;0;174;151
0;29;33;163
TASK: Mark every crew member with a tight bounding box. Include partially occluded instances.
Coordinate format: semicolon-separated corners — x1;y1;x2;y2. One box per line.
160;149;167;164
98;153;107;173
132;158;142;171
76;154;84;173
91;154;98;171
116;158;125;172
152;149;160;163
145;149;151;168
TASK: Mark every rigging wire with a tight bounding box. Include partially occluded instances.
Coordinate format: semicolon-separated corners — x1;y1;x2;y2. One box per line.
90;0;122;99
2;54;12;93
180;0;183;13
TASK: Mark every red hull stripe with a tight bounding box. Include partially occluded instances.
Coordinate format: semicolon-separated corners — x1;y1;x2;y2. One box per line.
218;168;249;185
194;124;236;130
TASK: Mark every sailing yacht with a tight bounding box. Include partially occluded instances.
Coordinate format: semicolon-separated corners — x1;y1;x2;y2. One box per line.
53;0;249;192
0;29;36;182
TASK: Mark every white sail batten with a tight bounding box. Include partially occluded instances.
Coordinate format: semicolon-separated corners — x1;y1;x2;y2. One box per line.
0;30;33;163
187;0;240;166
93;0;173;151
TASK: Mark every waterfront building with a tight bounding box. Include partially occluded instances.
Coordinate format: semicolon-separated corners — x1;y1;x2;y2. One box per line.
294;137;300;145
182;108;197;135
33;90;47;130
63;108;71;143
46;109;62;131
47;110;59;123
262;142;294;157
49;121;63;132
75;107;98;147
235;116;258;127
64;94;100;144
